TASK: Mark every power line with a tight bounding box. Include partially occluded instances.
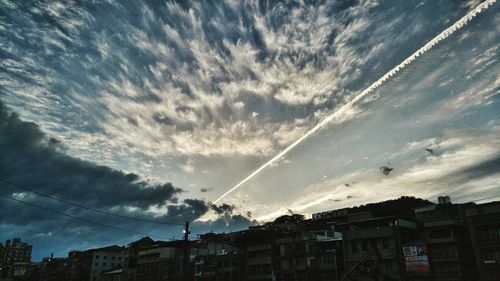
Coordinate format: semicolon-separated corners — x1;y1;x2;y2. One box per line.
0;193;153;237
435;193;500;203
0;179;183;226
472;194;500;203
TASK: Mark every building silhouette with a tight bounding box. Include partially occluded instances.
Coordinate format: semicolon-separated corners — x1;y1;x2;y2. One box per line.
4;196;500;281
0;238;32;280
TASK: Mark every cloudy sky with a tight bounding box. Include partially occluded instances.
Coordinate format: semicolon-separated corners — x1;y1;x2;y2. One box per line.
1;0;499;260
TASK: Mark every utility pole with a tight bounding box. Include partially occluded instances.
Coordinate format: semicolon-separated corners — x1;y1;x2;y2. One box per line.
183;221;191;281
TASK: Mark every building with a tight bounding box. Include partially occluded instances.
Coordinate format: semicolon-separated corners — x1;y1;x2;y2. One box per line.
0;242;4;276
339;214;419;281
275;229;342;281
195;232;241;281
1;238;32;265
125;236;157;281
414;196;477;281
238;227;275;281
67;245;129;281
136;240;202;281
35;255;68;281
4;196;498;281
101;268;127;281
194;219;344;281
0;238;32;279
465;201;500;281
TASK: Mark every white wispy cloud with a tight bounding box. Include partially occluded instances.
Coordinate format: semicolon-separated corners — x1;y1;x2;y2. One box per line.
254;128;500;221
0;0;438;164
213;0;498;203
1;0;497;195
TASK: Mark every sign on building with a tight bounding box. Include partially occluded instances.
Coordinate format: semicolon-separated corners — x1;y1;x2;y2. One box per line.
403;245;431;274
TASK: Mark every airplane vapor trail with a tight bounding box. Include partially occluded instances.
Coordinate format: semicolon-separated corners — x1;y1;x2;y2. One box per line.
213;0;497;204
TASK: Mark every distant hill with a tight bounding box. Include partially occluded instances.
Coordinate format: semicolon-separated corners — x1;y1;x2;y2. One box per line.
278;196;433;224
347;196;432;218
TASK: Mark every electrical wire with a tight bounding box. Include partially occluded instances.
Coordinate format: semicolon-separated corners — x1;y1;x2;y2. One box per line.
472;194;500;203
0;193;154;237
0;179;184;226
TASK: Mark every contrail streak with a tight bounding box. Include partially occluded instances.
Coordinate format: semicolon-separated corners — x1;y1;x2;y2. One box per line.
213;0;497;204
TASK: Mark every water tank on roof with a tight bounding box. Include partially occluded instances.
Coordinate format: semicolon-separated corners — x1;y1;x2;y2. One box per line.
438;196;451;204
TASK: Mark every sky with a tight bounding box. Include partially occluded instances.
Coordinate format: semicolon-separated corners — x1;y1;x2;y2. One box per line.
1;0;499;260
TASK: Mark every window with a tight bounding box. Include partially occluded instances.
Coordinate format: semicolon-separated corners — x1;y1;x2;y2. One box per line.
385;262;393;270
476;225;500;242
430;246;457;259
323;254;334;266
351;241;358;253
361;241;368;251
428;228;451;239
281;260;290;270
434;265;460;279
482;253;496;265
305;243;311;253
382;239;390;249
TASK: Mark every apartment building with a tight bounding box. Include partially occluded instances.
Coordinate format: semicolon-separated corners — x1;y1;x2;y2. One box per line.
339;215;418;281
136;240;203;281
195;232;241;281
67;245;129;281
0;238;32;279
275;230;342;281
414;196;477;281
465;201;500;281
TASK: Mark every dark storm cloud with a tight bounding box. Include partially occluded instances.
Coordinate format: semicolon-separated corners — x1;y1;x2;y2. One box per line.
210;203;235;215
0;100;181;209
0;100;254;259
164;199;210;221
0;99;183;209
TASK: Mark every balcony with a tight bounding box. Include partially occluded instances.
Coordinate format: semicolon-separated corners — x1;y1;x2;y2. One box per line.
247;256;272;266
344;226;393;240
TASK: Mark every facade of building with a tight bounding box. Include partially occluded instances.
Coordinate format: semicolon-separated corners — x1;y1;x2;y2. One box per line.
67;245;129;281
340;215;418;281
1;238;32;265
125;236;156;281
136;240;201;281
465;201;500;281
246;243;274;281
415;197;477;281
195;232;241;281
101;268;127;281
0;242;4;276
3;197;499;281
35;256;68;281
275;230;342;281
0;238;32;279
192;217;346;281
